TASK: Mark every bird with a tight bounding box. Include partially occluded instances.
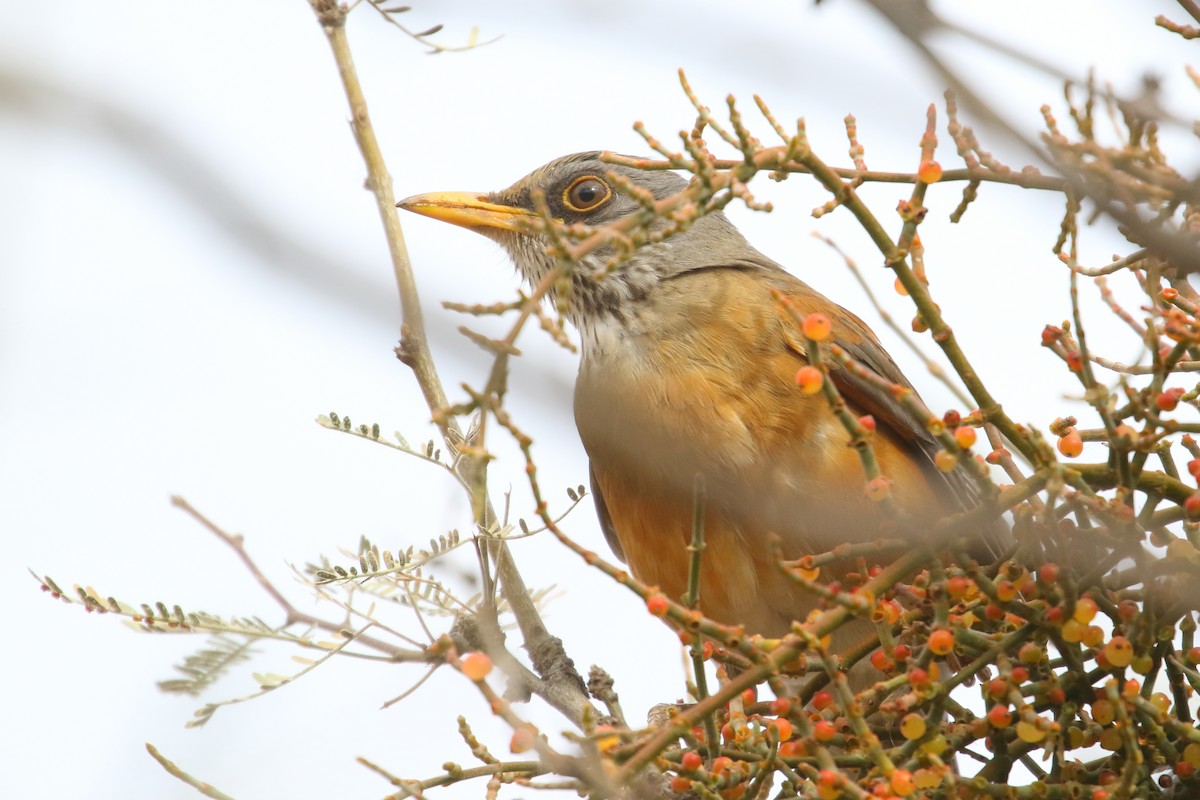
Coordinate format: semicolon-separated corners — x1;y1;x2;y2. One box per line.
397;152;1006;658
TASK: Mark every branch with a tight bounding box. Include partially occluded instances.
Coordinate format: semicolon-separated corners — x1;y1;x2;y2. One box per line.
306;0;592;724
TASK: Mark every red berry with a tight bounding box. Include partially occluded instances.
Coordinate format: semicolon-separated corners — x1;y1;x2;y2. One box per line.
1186;494;1200;520
908;667;930;688
1041;325;1063;346
681;750;703;771
646;593;669;617
1157;387;1185;411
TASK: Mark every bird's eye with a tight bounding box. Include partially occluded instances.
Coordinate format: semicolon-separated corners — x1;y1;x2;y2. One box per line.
563;176;611;212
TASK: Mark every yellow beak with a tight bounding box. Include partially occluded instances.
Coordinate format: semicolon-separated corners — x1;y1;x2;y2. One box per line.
397;191;537;234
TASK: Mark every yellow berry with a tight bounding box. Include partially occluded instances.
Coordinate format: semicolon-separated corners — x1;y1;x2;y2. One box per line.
1017;720;1046;743
900;713;926;741
1074;597;1099;624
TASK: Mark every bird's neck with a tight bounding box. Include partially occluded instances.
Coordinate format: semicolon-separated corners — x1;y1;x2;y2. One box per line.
549;254;671;358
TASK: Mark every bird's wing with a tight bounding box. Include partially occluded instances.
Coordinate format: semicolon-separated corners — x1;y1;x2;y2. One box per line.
590;462;626;563
762;270;1012;561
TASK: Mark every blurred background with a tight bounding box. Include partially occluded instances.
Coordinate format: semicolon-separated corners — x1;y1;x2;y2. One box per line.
3;1;1194;797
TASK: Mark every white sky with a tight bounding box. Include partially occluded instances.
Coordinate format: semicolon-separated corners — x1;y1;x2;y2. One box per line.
3;1;1196;798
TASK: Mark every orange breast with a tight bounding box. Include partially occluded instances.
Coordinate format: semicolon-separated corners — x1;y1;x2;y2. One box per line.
576;267;945;640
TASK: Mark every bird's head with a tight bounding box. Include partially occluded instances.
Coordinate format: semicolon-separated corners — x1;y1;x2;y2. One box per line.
398;152;759;330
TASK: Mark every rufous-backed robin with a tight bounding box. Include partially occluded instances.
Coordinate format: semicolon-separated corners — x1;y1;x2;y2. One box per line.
399;152;1007;657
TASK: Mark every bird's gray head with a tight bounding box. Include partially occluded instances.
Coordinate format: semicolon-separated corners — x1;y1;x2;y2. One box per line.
398;152;765;327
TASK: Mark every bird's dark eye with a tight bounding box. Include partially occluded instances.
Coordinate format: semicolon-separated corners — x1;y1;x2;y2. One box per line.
563;176;611;212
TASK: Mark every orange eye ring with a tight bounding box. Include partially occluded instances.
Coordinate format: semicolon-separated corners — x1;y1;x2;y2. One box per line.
562;176;611;213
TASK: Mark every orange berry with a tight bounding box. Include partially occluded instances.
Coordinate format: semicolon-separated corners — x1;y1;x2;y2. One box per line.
1038;563;1059;584
928;628;954;655
1103;636;1134;668
894;277;909;296
858;414;876;433
510;725;536;753
995;580;1017;602
1073;597;1098;624
671;776;692;793
795;366;823;394
681;750;703;771
460;651;493;681
918;160;943;183
813;720;836;741
866;476;892;502
934;450;958;472
954;426;977;448
646;593;669;617
987;704;1012;728
812;690;834;711
891;769;916;795
778;740;805;758
985;447;1009;464
1057;430;1083;458
1117;599;1138;621
803;312;832;341
770;718;794;742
